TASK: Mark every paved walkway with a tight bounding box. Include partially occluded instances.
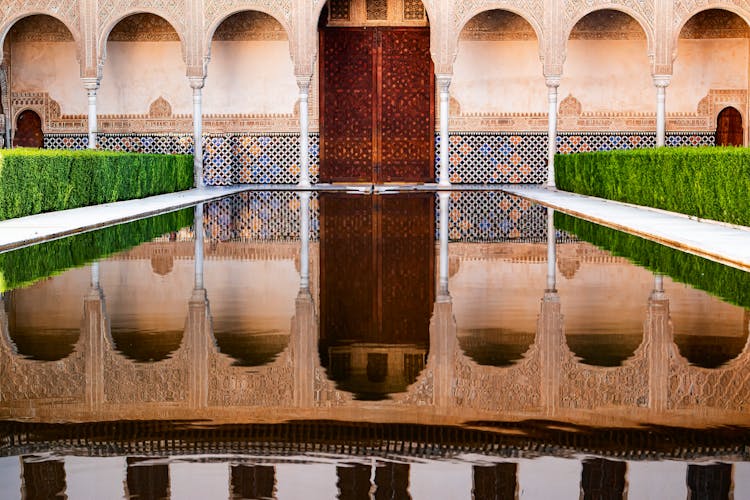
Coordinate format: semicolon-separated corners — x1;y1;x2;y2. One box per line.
0;186;251;252
0;184;748;273
501;185;750;272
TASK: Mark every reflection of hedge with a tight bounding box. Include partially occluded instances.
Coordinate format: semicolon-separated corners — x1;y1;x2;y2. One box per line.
0;149;193;220
555;147;750;226
555;212;750;309
0;208;193;292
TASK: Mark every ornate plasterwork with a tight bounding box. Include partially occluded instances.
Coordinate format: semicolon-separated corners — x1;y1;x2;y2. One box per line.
454;0;544;40
107;12;180;41
324;0;428;26
212;10;288;41
5;14;74;42
678;8;750;38
459;9;538;40
12;91;303;133
204;0;293;36
673;0;750;42
0;0;80;40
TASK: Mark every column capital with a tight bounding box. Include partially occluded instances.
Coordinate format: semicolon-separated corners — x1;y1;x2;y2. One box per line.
81;77;100;92
652;75;671;88
296;75;312;94
545;76;561;88
189;76;205;90
436;74;452;92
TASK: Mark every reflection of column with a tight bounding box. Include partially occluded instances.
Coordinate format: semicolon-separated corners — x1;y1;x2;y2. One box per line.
336;464;371;499
546;208;556;292
473;463;517;499
580;458;627;499
546;77;560;187
21;457;67;500
653;75;671;147
299;192;310;290
82;78;99;149
437;75;452;186
298;76;312;188
539;208;563;413
231;465;276;499
194;204;204;290
645;273;671;411
126;458;169;500
190;77;205;188
438;192;450;299
83;265;106;409
188;202;210;409
430;298;457;408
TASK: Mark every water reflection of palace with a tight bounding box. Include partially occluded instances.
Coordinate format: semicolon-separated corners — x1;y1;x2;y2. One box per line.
2;195;750;498
1;197;749;426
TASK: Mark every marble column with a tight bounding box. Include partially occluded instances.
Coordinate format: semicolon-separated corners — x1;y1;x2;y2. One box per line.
297;76;312;188
188;202;209;409
653;75;671;147
189;77;205;188
82;78;100;149
546;77;560;188
437;75;452;187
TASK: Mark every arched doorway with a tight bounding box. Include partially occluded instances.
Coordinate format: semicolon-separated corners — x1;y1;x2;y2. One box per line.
13;109;43;148
716;106;743;146
319;0;434;183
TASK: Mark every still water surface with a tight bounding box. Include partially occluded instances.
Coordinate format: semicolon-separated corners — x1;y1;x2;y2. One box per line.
0;191;748;499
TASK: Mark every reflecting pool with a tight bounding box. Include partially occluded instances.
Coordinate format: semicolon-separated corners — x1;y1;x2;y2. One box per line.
0;191;749;499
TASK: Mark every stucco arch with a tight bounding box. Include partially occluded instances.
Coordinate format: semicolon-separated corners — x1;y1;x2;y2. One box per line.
671;6;750;62
203;7;295;75
98;10;189;71
563;7;656;70
0;12;84;76
450;6;545;75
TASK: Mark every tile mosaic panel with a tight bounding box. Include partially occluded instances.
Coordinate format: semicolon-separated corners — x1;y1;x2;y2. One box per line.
45;131;714;187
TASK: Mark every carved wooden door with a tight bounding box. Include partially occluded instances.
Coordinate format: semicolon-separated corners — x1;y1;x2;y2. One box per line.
13;109;43;148
716;107;743;146
320;28;434;183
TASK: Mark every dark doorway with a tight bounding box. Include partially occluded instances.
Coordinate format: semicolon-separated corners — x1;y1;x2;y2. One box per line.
320;28;434;183
13;109;43;148
716;107;743;146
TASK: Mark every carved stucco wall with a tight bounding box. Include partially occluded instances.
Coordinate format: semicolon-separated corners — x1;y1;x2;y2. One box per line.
2;1;750;135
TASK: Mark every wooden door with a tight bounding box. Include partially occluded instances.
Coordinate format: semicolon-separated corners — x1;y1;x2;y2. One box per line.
716;107;743;146
13;109;43;148
320;28;434;183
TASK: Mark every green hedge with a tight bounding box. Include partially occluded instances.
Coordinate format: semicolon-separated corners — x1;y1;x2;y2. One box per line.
555;147;750;226
0;148;193;220
555;212;750;309
0;208;193;292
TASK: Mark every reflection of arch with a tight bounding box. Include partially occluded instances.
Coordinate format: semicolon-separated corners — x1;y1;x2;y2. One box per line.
566;332;644;367
110;328;184;363
98;11;188;68
716;106;743;146
458;328;535;367
13;109;43;148
565;8;655;62
674;328;749;369
4;289;81;361
213;331;290;367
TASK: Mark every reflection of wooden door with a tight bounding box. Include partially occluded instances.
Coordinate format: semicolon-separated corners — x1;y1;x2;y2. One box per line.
13;110;43;148
319;193;435;346
320;28;434;183
716;107;743;146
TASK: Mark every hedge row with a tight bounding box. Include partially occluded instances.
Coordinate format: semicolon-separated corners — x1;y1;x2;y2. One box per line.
555;212;750;309
0;208;193;292
0;148;193;220
555;147;750;226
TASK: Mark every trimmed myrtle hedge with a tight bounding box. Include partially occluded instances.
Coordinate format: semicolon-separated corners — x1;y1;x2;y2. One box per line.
0;148;193;220
555;147;750;226
555;212;750;309
0;208;193;292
